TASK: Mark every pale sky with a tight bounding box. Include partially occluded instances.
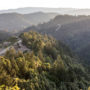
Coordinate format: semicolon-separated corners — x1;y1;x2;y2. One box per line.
0;0;90;10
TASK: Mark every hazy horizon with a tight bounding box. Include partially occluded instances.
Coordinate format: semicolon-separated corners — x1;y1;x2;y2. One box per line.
0;0;90;10
1;7;90;11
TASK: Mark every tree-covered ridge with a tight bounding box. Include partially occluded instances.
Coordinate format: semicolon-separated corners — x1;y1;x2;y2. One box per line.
0;31;90;90
20;31;56;53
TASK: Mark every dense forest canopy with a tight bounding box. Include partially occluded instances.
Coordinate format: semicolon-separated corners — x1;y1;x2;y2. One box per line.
0;31;90;90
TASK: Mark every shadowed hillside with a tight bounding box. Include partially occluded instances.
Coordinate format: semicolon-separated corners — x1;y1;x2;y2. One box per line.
23;15;90;65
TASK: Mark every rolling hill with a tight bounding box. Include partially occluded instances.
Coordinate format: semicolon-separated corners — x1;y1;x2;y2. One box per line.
0;12;57;33
23;15;90;65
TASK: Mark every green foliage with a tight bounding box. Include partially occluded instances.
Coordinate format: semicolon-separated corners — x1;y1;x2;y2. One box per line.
0;31;89;90
20;31;56;54
0;84;20;90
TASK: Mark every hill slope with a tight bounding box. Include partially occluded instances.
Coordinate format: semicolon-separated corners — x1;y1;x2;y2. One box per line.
0;31;12;43
0;31;90;89
0;12;57;33
23;15;90;65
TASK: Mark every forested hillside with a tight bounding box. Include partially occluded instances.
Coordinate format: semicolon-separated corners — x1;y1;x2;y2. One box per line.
23;15;90;65
0;31;90;90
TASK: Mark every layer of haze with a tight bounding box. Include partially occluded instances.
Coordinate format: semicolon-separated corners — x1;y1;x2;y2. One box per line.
0;0;90;10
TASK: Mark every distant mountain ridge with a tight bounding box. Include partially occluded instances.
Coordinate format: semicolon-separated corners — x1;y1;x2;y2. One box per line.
1;7;90;15
0;7;76;14
0;12;57;33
